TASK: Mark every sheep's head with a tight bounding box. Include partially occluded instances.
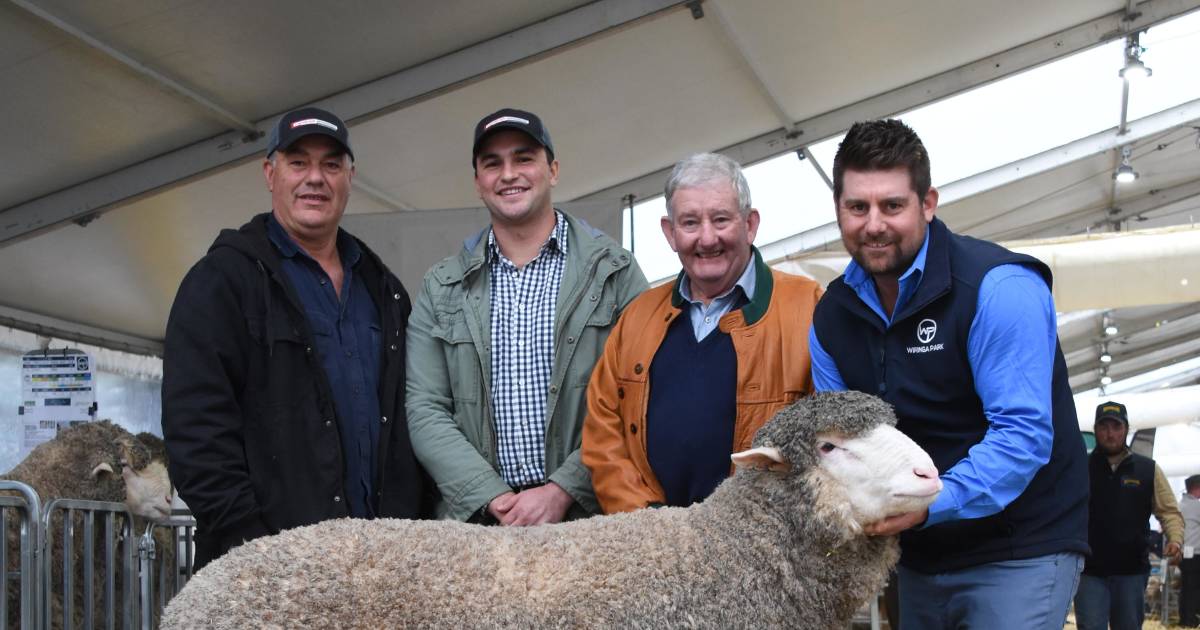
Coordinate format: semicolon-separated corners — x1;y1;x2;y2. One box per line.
74;422;174;522
732;391;940;535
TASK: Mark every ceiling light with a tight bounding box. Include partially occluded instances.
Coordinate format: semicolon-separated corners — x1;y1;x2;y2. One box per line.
1119;57;1152;81
1100;375;1113;386
1102;311;1118;337
1119;34;1152;81
1100;353;1113;363
1114;146;1138;184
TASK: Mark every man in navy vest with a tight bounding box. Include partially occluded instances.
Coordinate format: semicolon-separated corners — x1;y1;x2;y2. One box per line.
809;119;1089;629
1075;401;1183;630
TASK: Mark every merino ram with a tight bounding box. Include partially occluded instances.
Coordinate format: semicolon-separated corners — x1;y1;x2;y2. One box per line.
164;391;939;629
1;420;175;627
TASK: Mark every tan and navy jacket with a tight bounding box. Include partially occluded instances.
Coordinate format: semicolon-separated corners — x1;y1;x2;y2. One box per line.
582;249;822;514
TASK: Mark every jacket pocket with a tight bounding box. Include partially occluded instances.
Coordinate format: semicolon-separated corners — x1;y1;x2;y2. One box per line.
571;298;620;388
430;307;479;403
244;309;304;348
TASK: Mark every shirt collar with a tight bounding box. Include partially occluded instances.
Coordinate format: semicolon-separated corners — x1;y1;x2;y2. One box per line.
487;210;568;266
678;253;756;306
267;213;362;268
842;225;931;316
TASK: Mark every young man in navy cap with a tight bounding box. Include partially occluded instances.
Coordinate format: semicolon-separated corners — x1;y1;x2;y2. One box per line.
1075;400;1184;630
406;108;647;525
163;107;432;570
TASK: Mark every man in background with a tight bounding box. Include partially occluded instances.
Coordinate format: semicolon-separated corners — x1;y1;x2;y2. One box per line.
1181;474;1200;627
1074;400;1183;630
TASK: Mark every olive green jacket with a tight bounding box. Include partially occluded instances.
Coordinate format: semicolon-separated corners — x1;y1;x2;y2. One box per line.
406;212;647;520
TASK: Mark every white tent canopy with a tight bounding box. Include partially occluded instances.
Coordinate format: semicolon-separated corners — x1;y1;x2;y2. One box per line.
0;0;1198;402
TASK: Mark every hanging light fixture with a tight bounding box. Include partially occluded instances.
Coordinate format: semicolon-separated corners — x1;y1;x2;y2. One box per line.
1114;146;1138;184
1119;33;1152;81
1100;372;1113;386
1102;311;1118;336
1099;343;1113;364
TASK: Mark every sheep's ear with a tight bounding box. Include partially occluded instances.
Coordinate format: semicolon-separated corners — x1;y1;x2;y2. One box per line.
731;447;792;472
90;462;115;478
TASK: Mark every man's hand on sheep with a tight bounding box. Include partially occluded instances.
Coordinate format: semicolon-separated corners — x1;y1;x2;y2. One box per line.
863;508;928;537
491;483;575;526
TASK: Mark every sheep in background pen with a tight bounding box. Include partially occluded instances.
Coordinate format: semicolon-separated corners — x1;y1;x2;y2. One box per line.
164;391;941;629
1;420;175;628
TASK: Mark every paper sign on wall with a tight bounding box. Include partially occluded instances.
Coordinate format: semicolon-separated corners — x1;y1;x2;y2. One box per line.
19;349;96;459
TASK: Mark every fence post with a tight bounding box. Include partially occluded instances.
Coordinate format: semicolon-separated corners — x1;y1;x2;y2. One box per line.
138;526;156;630
0;481;42;630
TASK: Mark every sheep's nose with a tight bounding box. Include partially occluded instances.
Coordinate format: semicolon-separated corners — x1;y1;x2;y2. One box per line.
913;464;938;480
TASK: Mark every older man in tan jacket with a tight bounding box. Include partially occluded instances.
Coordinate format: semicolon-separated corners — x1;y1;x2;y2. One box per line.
582;153;822;514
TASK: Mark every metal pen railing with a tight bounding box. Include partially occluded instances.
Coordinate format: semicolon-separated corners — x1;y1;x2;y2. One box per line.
0;482;193;630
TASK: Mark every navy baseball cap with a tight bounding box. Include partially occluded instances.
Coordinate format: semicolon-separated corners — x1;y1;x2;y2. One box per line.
266;107;354;162
472;108;554;166
1095;401;1128;426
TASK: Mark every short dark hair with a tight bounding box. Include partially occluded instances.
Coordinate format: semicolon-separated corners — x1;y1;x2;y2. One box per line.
832;119;931;203
1187;474;1200;493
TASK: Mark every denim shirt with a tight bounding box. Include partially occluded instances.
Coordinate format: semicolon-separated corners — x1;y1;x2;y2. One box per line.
268;215;382;518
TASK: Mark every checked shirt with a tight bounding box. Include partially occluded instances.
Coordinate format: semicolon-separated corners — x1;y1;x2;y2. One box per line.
488;212;568;487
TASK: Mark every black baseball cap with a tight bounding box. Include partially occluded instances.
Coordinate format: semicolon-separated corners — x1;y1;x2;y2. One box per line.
472;108;554;167
266;107;354;162
1095;401;1128;426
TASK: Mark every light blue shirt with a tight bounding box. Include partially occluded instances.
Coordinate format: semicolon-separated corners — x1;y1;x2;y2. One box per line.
678;258;756;341
809;230;1058;527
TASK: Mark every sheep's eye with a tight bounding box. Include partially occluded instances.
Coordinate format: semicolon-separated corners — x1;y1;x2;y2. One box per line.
818;442;837;454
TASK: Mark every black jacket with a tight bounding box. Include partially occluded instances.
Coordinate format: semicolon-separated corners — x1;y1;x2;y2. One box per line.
162;213;433;570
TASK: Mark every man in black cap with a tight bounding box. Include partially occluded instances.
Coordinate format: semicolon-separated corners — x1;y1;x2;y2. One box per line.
163;107;432;570
1074;400;1184;630
406;108;646;525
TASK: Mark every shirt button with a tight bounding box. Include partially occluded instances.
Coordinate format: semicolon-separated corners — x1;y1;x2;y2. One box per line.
333;495;341;503
704;317;711;324
634;363;644;375
393;293;401;300
549;385;557;394
381;416;388;424
345;350;353;358
325;419;333;427
390;344;398;351
567;336;575;344
305;346;313;355
517;379;525;386
589;294;598;301
617;387;625;399
320;279;327;285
